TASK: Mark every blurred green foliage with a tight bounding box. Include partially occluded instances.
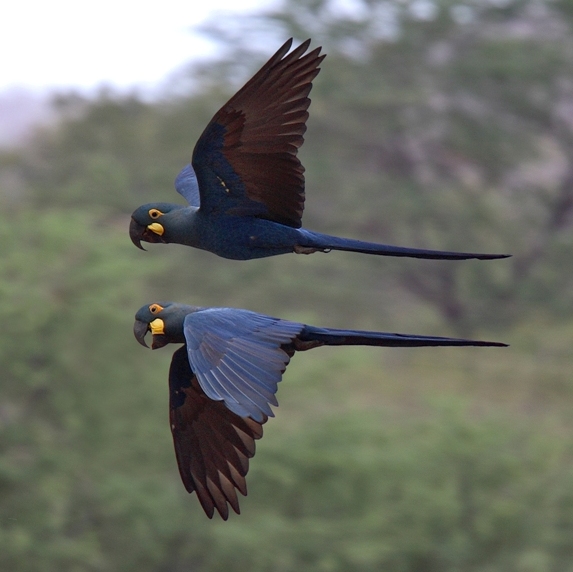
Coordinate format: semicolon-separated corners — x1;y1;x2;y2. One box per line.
1;0;573;569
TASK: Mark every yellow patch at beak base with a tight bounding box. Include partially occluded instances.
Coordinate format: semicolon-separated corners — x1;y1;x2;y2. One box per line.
147;222;164;236
150;318;165;335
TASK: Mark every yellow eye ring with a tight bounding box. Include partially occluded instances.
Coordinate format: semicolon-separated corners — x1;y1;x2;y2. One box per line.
149;303;164;314
149;208;163;219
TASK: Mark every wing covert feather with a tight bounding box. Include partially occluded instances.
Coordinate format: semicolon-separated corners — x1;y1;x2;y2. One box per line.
183;308;304;421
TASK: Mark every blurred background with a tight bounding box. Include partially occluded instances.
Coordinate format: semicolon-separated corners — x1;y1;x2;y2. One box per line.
2;0;573;570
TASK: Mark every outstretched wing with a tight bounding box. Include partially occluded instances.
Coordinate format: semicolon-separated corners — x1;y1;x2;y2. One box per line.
191;39;324;227
183;308;304;422
174;164;200;207
169;346;267;520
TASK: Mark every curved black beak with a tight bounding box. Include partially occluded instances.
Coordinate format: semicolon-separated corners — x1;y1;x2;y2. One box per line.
129;218;147;250
133;319;170;350
129;217;152;250
130;218;167;250
133;319;149;347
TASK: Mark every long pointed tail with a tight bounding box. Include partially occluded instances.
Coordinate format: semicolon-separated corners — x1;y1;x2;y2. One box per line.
300;231;510;260
298;325;507;348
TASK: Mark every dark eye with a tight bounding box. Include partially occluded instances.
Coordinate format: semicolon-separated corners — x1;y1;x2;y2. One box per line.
149;208;163;219
149;303;163;314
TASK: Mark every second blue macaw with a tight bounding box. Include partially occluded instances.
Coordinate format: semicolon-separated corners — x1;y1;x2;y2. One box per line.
130;39;510;261
134;301;507;519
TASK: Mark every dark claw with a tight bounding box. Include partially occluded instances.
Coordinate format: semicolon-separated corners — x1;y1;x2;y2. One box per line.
133;319;149;347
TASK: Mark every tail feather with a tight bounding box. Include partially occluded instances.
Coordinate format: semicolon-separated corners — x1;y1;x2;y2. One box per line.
299;326;507;348
302;231;510;261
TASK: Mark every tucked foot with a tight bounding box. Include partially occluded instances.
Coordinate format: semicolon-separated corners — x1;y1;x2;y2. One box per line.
294;245;331;254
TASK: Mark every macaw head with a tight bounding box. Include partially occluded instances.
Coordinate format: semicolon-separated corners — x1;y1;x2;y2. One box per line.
129;203;184;250
133;302;194;349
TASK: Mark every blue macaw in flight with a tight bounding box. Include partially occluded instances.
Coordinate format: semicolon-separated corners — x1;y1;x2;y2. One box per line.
129;39;509;261
133;301;507;519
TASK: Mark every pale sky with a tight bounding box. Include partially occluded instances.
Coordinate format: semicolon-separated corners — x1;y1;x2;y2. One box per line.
2;0;275;93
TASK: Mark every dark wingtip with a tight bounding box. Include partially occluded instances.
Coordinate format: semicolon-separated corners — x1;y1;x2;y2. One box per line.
133;320;149;348
129;217;147;251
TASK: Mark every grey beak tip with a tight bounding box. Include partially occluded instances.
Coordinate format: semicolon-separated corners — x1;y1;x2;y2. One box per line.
129;218;147;251
133;320;149;348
